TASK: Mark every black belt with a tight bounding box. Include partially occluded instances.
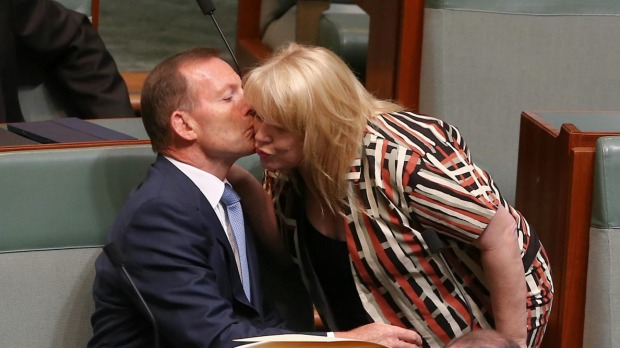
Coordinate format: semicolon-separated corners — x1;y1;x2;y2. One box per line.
522;226;541;271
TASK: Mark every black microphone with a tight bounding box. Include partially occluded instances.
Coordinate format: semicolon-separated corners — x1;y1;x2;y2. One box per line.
195;0;241;74
104;242;160;348
420;228;475;330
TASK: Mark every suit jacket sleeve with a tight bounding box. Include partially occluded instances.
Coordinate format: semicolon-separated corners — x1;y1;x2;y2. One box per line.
117;197;291;348
12;0;133;118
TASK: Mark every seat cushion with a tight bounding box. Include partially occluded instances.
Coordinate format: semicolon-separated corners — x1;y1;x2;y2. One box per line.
591;136;620;229
260;0;297;35
262;3;369;81
318;4;369;80
0;248;100;348
583;136;620;347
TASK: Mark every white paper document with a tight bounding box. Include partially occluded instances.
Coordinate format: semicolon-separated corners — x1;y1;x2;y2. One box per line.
235;334;388;348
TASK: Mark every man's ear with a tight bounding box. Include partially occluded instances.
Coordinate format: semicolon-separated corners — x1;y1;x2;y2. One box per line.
170;111;197;141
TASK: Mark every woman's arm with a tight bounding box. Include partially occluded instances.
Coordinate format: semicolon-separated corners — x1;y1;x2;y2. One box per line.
473;204;527;347
397;115;528;345
227;164;290;264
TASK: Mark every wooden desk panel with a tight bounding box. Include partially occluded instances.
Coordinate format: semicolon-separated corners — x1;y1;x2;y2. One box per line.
515;111;620;348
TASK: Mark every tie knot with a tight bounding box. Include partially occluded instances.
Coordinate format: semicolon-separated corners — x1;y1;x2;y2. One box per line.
221;184;240;206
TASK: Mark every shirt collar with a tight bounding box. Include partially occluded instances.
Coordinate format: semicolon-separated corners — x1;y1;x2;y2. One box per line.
164;156;225;209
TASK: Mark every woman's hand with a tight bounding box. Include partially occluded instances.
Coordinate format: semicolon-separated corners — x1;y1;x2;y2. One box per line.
335;323;423;348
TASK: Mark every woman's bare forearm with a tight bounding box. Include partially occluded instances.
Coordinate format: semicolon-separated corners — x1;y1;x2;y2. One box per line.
474;205;527;347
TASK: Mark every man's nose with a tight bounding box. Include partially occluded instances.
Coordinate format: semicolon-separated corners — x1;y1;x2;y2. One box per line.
253;119;270;143
237;93;251;116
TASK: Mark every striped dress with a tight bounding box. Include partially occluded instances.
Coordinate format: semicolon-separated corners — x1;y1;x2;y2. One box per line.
265;111;554;348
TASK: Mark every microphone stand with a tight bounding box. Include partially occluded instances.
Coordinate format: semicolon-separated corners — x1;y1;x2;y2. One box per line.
195;0;241;74
104;243;160;348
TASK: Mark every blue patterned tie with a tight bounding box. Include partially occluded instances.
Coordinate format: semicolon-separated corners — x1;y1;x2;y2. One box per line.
221;184;251;301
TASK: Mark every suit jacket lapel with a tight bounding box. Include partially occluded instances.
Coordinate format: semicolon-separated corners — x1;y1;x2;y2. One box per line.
243;222;262;306
197;189;256;308
155;156;257;309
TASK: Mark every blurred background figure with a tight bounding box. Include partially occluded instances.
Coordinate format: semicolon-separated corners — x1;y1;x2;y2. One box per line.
0;0;133;122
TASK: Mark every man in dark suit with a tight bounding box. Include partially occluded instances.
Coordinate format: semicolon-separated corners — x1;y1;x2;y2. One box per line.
89;47;422;348
88;47;288;348
0;0;133;122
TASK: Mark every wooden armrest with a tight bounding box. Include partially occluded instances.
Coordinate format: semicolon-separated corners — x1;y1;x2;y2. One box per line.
120;71;149;115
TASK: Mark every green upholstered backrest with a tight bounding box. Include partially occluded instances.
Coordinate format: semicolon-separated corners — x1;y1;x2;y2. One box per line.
260;1;369;82
318;5;369;81
0;149;264;252
591;136;620;229
0;145;156;252
583;136;620;347
235;153;264;181
260;0;297;35
57;0;93;16
0;144;155;347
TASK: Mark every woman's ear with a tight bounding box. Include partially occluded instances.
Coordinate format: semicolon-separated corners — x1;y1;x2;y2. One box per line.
170;110;197;141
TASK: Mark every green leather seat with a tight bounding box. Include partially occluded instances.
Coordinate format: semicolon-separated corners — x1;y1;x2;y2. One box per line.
317;4;369;81
0;145;155;347
261;0;369;81
583;136;620;347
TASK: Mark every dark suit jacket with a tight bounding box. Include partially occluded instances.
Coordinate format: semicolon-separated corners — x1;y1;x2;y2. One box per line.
0;0;133;122
89;155;290;348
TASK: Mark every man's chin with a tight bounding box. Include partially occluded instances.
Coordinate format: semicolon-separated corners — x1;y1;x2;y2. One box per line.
238;146;257;158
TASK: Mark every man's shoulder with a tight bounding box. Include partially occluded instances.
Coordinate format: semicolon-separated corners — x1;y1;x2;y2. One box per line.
120;159;202;213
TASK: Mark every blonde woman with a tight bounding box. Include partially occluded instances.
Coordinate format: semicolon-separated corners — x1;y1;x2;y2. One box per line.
237;43;553;348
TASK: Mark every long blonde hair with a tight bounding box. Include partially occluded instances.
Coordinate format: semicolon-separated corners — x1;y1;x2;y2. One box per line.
243;43;403;213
